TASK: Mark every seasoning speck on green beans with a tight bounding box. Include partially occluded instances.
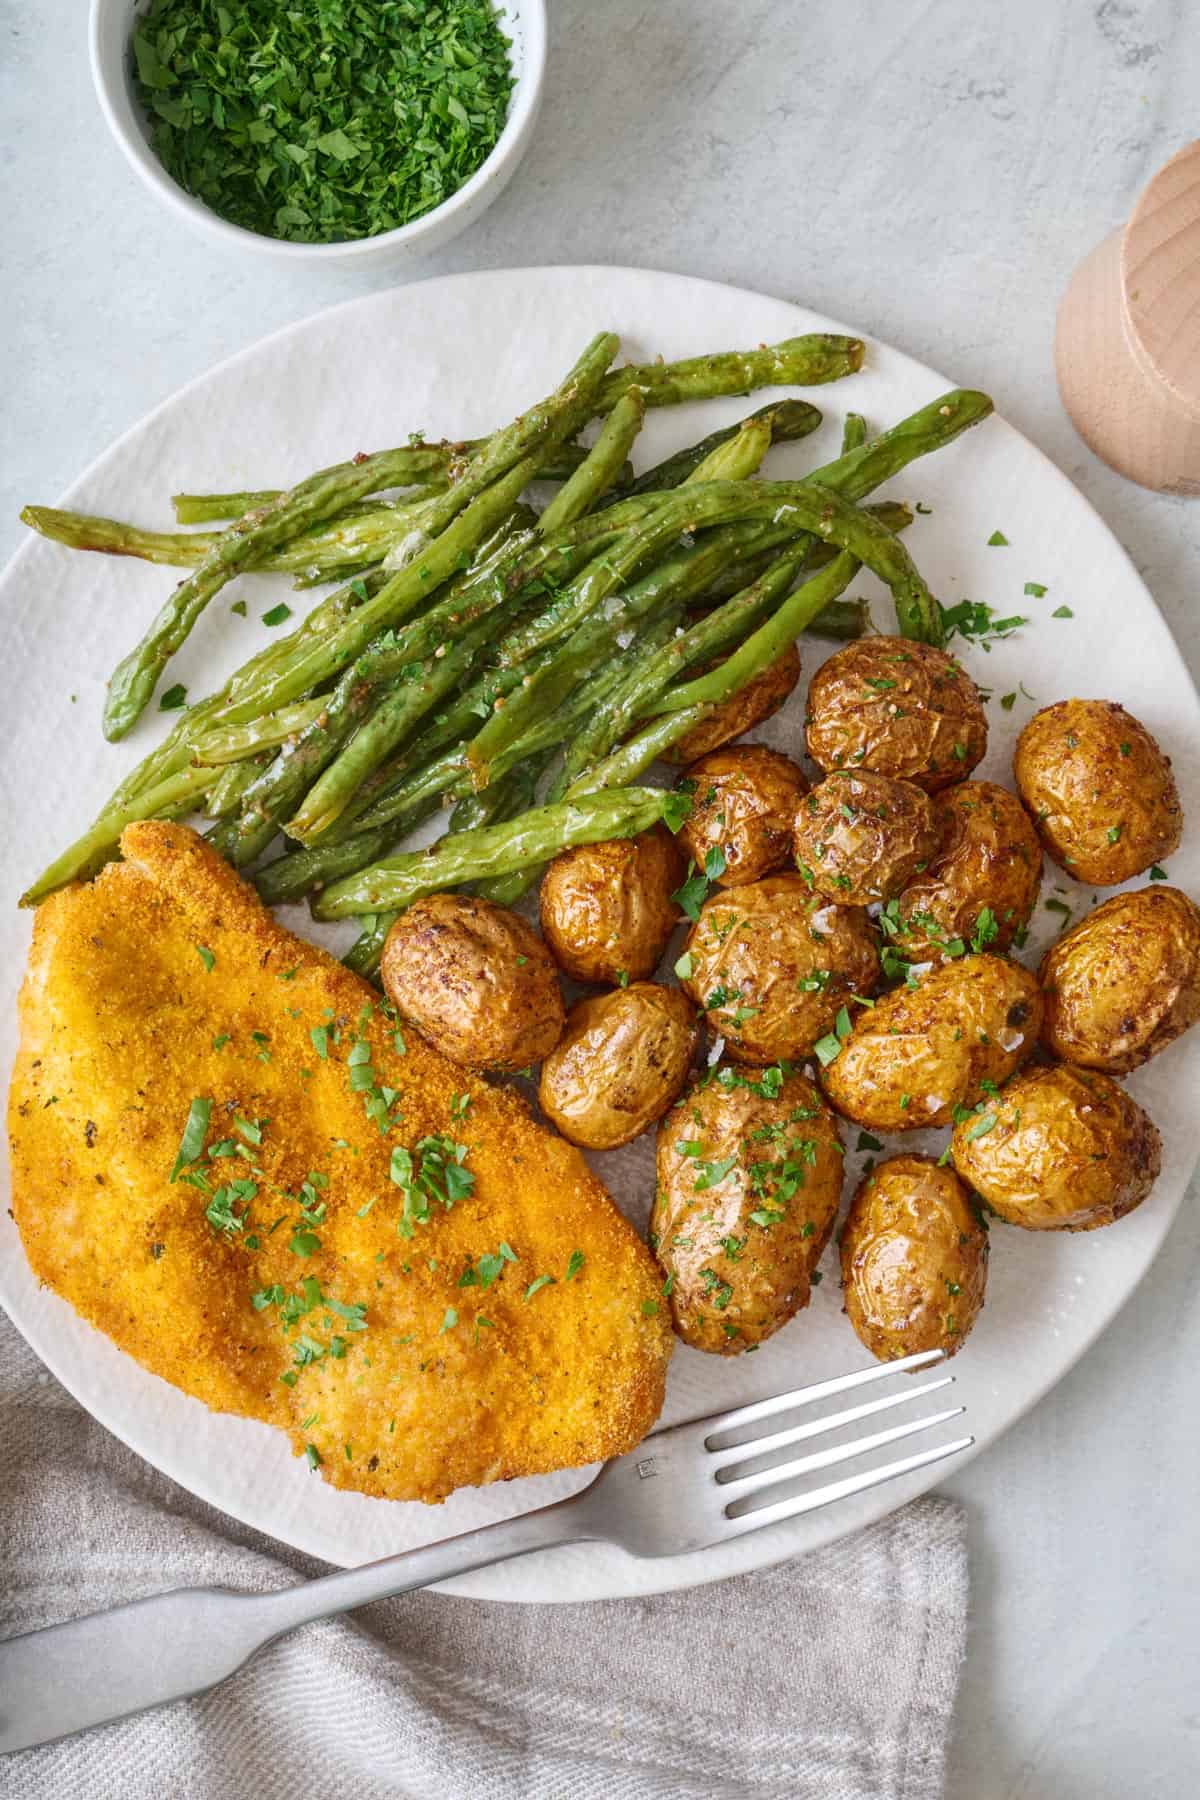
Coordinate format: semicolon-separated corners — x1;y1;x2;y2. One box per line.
131;0;515;245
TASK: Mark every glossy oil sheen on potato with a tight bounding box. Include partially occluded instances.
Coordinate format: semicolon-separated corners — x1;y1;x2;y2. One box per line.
840;1155;988;1360
679;873;880;1064
381;892;564;1071
804;636;987;791
893;780;1042;962
653;1066;844;1353
821;953;1042;1131
792;768;939;904
538;982;700;1149
950;1063;1162;1231
540;825;684;984
1039;885;1200;1072
677;744;808;887
1013;698;1182;884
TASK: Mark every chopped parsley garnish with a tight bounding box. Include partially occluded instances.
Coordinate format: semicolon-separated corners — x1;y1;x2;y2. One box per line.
391;1136;475;1237
987;529;1009;546
970;907;999;953
939;598;1025;648
704;845;728;881
261;602;293;628
566;1249;585;1281
813;1032;842;1067
195;944;216;972
169;1096;212;1182
1000;693;1017;711
672;860;712;922
1023;581;1047;597
1149;864;1168;881
525;1274;556;1301
661;788;694;833
965;1110;998;1141
159;683;188;711
1052;605;1074;619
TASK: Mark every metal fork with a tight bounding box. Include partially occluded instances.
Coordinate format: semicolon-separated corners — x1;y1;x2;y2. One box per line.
0;1348;969;1756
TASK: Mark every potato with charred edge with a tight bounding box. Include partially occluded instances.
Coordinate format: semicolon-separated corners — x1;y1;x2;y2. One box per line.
1013;698;1182;884
381;893;564;1071
951;1063;1161;1231
539;983;700;1150
805;636;987;791
653;1065;844;1353
677;745;808;888
679;873;879;1065
1040;885;1200;1073
664;644;801;763
540;825;685;985
821;953;1042;1132
892;781;1042;964
840;1156;988;1361
793;769;939;905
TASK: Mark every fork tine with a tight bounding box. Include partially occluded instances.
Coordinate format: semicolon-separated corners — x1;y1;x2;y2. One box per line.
720;1406;966;1506
713;1375;955;1478
718;1434;975;1539
703;1348;946;1449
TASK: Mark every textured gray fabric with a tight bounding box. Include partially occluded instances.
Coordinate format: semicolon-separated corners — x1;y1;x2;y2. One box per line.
0;1311;967;1799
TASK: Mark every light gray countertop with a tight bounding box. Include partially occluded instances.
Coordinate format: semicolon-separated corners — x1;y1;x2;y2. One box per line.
2;3;1198;1794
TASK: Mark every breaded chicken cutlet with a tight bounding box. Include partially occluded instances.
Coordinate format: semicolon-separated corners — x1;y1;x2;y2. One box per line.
8;823;671;1502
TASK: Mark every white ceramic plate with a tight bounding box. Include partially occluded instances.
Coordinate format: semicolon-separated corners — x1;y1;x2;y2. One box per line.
1;268;1197;1605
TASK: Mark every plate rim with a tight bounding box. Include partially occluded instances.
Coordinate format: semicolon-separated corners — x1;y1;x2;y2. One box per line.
2;263;1197;1603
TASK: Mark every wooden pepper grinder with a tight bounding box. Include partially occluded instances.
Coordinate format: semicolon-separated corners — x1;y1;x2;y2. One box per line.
1056;140;1200;495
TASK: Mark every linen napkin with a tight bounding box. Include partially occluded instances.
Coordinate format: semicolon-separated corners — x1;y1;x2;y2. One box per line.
0;1311;967;1799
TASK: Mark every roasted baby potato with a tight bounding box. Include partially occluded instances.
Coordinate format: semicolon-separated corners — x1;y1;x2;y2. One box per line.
653;1064;844;1353
840;1155;988;1361
677;745;809;888
892;781;1042;963
1040;885;1200;1073
538;982;700;1149
950;1063;1162;1231
805;636;987;791
792;769;939;905
664;644;801;763
540;825;685;985
381;893;564;1071
679;873;880;1065
1013;699;1182;884
821;953;1042;1132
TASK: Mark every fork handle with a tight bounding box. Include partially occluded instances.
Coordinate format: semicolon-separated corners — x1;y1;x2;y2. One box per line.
0;1496;589;1757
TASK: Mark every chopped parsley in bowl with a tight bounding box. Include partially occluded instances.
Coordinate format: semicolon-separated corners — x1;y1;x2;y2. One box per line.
90;0;545;261
132;0;515;242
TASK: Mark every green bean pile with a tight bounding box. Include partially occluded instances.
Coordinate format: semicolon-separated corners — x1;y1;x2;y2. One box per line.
21;331;993;974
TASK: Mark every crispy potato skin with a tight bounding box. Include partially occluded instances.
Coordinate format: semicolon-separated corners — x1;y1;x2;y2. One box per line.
1040;885;1200;1073
792;769;939;905
680;873;880;1065
1013;699;1182;884
7;825;672;1505
950;1063;1161;1231
840;1155;988;1361
538;983;700;1149
540;825;685;985
653;1067;844;1353
805;637;987;792
893;781;1042;963
822;953;1042;1132
664;645;801;763
678;745;808;888
380;893;564;1071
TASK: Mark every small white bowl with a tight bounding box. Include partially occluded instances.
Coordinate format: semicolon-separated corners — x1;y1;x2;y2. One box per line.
89;0;546;268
